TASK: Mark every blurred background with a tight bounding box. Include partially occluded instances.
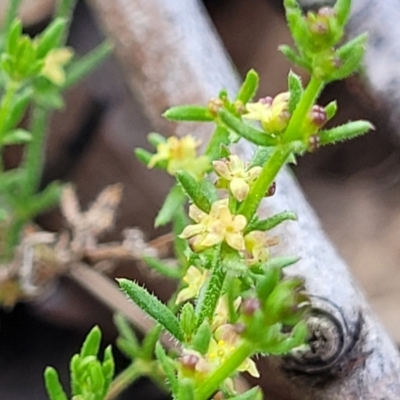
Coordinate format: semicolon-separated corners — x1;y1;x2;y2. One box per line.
1;0;400;398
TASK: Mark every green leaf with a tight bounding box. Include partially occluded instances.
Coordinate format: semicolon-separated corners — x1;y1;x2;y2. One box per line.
335;0;352;26
63;41;112;88
246;211;297;232
236;69;259;104
114;314;140;359
2;128;31;144
204;125;230;161
44;367;68;400
142;256;182;279
148;132;166;147
141;325;162;360
102;347;115;392
219;109;277;146
229;387;263;400
3;88;32;132
279;45;310;71
256;266;280;301
70;354;82;395
324;100;337;121
173;206;189;268
163;105;214;122
36;18;67;59
319;120;374;145
21;182;62;218
175;170;211;213
88;361;105;395
191;319;212;355
264;256;299;270
135;148;153;166
179;303;196;338
155;184;186;227
6;20;22;57
249;146;273;168
329;33;367;82
118;278;184;341
288;70;303;113
81;326;101;358
155;342;179;395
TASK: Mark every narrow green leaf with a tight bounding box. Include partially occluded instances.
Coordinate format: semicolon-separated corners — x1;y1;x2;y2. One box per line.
176;170;211;213
70;354;82;396
114;314;140;358
335;0;352;26
142;256;182;279
63;41;112;88
324;100;337;121
141;325;162;360
155;342;179;394
6;20;22;57
256;266;280;301
102;346;115;391
3;88;32;133
155;184;186;227
249;146;273;168
22;182;62;218
135;148;153;166
319;120;374;145
219;109;277;146
288;70;303;113
89;361;105;395
2;129;31;144
246;211;297;232
264;256;300;270
279;45;310;71
44;367;68;400
173;206;189;268
179;303;196;338
163;105;214;122
229;387;263;400
236;69;259;104
329;34;367;82
148;132;166;147
204;125;230;161
36;18;67;59
81;326;102;358
118;278;184;341
192;320;212;355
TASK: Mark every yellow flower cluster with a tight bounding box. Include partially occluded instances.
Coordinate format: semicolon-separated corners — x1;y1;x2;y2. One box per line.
148;135;210;180
243;92;291;134
213;155;262;202
180;199;247;252
41;48;73;86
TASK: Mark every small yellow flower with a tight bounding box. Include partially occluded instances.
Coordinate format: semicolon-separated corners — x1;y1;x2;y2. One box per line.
213;155;262;201
207;324;259;378
180;199;247;252
212;295;241;331
244;230;279;265
41;47;73;85
176;266;208;304
148;135;210;179
243;92;291;134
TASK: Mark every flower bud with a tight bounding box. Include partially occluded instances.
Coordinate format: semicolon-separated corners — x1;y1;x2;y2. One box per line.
308;134;320;153
266;181;276;197
241;298;262;316
208;97;224;117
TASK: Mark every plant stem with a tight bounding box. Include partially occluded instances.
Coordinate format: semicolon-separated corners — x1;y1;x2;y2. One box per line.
22;105;49;197
105;362;142;400
194;340;254;400
283;75;324;143
238;146;291;222
196;255;226;328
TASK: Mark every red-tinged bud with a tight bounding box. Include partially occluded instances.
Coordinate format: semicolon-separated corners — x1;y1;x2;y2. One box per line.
308;134;320;153
180;353;200;371
234;322;246;335
310;105;327;128
241;298;262;316
266;181;276;197
233;100;246;115
259;96;273;106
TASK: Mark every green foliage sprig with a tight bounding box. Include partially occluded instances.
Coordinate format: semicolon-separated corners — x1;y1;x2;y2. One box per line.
44;0;372;399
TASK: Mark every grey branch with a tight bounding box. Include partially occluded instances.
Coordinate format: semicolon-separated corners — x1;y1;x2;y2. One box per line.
86;0;400;398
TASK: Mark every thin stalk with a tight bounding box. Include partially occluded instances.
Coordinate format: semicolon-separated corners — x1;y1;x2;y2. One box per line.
283;75;324;143
238;146;291;222
56;0;78;44
196;256;226;328
22;105;49;197
105;362;142;400
2;217;24;260
194;340;254;400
